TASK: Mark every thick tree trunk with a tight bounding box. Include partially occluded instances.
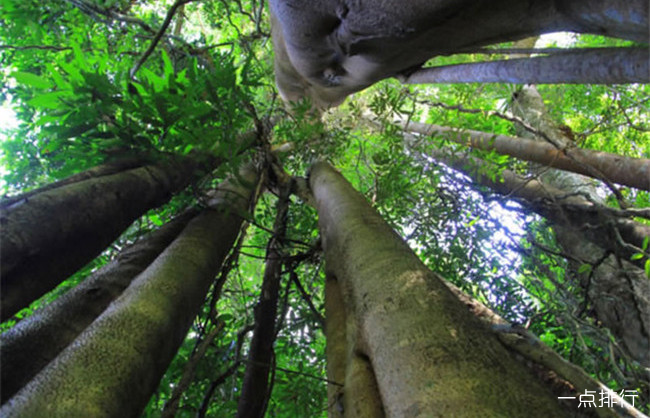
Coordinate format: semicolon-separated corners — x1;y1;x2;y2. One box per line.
271;0;647;106
0;208;198;402
403;48;649;85
0;154;213;320
510;85;650;368
325;276;384;417
0;156;148;208
402;121;650;191
310;161;569;416
236;185;290;418
0;166;259;417
325;277;347;418
444;281;644;418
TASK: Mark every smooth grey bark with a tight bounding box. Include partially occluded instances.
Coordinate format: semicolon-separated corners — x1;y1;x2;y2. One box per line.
403;48;649;84
310;161;569;416
402;121;650;191
0;154;213;320
0;209;198;402
510;85;650;368
0;166;259;417
270;0;647;106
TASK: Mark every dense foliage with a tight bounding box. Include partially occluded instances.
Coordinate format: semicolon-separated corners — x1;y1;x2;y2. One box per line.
1;0;648;415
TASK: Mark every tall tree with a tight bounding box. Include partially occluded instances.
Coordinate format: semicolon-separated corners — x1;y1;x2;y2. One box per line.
0;166;260;416
509;84;650;368
1;0;648;415
236;183;290;417
310;161;568;416
0;208;198;401
0;153;214;319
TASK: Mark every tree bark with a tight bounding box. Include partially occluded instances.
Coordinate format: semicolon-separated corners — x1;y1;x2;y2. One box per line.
444;281;644;418
0;155;148;208
325;276;384;417
236;185;290;418
0;208;198;403
310;161;569;416
270;0;647;106
510;85;650;368
325;277;347;418
0;154;213;320
0;165;259;417
403;48;649;85
402;121;650;191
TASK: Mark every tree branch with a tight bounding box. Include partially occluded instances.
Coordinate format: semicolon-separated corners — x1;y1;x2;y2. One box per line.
129;0;197;79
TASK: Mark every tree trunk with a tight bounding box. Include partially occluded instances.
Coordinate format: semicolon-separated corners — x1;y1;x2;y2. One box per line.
270;0;647;106
309;161;569;416
403;47;649;85
444;281;642;418
325;277;347;418
402;121;650;191
0;208;198;402
0;155;148;208
0;165;259;417
325;276;384;417
404;136;650;270
0;154;213;320
236;185;290;418
510;85;650;368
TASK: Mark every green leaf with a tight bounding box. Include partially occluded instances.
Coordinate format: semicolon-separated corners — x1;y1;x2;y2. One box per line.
642;236;649;251
630;252;644;261
46;64;69;89
161;49;174;81
72;42;87;67
577;263;592;274
12;71;53;89
645;259;650;278
149;214;163;226
27;91;69;109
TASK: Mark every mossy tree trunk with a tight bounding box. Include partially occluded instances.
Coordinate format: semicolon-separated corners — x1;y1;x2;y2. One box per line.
0;154;214;319
325;276;384;417
0;165;259;417
309;161;568;416
0;208;198;402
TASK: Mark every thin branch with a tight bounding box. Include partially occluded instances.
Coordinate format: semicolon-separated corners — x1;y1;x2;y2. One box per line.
0;45;71;52
289;270;325;329
161;322;224;418
244;359;342;387
197;324;253;417
129;0;197;79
